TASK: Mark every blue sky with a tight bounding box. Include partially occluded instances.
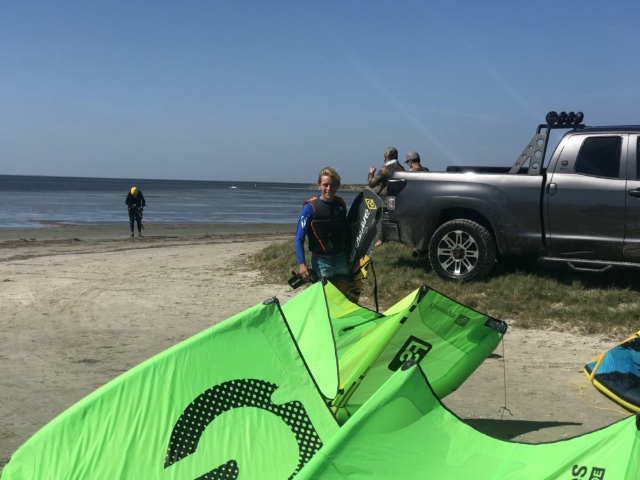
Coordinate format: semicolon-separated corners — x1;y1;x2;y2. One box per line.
2;1;640;184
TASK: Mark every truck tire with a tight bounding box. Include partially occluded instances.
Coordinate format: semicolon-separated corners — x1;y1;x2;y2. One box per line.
428;219;496;281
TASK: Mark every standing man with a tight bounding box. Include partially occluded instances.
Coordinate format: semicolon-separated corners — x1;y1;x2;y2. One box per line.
125;186;146;237
367;146;405;201
405;151;430;171
295;167;351;296
368;146;405;247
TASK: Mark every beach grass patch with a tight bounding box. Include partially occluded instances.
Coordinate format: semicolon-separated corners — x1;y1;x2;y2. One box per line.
251;240;640;337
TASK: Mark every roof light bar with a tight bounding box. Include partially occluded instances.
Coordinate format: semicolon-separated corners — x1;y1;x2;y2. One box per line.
546;111;584;126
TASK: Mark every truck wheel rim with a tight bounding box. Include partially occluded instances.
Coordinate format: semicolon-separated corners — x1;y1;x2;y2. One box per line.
436;230;479;277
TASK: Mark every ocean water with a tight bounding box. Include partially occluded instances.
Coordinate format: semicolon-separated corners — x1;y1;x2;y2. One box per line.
0;175;360;229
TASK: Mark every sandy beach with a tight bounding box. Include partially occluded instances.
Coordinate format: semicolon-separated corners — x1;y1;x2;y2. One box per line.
0;223;631;471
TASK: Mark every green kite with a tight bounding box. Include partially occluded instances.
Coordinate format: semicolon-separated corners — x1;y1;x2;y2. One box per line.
2;282;508;479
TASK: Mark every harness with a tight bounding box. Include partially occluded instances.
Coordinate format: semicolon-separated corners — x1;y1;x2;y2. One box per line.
306;197;347;255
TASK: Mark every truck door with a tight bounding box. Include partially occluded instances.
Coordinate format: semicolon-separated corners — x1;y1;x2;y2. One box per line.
623;135;640;260
545;134;627;260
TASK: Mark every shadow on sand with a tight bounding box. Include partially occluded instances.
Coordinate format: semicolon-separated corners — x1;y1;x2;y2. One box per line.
462;418;583;442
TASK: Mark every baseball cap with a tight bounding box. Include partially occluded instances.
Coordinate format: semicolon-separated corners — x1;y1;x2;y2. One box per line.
406;151;421;163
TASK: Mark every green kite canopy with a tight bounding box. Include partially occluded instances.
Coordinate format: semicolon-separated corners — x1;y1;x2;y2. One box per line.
1;298;339;479
297;363;640;479
2;282;511;479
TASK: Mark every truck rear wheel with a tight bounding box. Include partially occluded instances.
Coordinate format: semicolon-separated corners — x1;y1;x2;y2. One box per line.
428;219;496;281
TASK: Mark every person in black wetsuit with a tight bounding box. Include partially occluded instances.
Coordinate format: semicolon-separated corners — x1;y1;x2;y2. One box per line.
125;186;146;237
294;167;350;295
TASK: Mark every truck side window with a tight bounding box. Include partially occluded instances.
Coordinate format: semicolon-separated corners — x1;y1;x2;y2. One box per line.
575;136;621;178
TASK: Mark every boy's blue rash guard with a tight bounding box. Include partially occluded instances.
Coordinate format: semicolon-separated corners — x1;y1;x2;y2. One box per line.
295;200;316;265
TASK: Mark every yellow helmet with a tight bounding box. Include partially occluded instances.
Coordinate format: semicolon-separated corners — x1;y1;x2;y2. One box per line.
130;187;138;196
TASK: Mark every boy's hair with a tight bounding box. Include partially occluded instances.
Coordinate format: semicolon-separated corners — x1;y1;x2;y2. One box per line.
317;167;341;185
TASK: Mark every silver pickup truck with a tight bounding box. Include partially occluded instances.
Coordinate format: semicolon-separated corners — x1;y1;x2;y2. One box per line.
382;112;640;281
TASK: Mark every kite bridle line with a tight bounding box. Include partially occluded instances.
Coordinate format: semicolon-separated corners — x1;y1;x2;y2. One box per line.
369;259;379;313
499;336;512;420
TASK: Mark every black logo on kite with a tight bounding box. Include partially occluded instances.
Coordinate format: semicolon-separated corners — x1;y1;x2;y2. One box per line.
571;463;606;479
454;314;470;327
388;336;432;371
164;378;323;480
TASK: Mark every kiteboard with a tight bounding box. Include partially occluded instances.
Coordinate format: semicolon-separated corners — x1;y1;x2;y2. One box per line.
343;189;384;304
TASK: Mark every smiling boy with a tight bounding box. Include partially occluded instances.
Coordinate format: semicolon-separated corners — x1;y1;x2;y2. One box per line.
294;167;350;293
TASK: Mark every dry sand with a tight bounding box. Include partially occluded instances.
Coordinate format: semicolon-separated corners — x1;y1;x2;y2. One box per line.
0;223;631;471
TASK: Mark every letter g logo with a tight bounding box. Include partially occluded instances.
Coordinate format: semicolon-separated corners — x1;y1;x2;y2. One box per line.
164;378;323;479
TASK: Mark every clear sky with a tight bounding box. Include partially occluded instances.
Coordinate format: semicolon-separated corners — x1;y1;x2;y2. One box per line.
2;1;640;184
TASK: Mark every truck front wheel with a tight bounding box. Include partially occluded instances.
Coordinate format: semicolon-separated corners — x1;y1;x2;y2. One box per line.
428;219;496;281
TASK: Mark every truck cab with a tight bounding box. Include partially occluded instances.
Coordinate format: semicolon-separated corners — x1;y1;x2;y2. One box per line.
544;127;640;263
